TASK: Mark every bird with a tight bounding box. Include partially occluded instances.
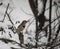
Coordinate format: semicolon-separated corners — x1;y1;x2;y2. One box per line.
16;20;28;34
16;20;28;44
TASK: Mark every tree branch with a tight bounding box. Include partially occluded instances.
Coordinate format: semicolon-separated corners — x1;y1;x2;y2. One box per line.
48;0;52;42
2;3;9;22
0;38;27;48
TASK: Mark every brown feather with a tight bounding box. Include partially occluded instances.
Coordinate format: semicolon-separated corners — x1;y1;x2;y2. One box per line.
16;20;27;44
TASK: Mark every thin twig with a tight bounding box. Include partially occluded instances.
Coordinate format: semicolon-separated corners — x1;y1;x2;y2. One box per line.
9;9;13;15
6;12;14;25
2;3;9;22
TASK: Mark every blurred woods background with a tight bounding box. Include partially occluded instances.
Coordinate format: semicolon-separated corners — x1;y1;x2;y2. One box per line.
0;0;60;49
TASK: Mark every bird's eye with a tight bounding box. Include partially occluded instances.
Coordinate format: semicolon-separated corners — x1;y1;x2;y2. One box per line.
23;26;25;28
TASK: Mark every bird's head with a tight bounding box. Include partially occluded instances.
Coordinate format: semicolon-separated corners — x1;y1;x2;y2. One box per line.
22;20;28;24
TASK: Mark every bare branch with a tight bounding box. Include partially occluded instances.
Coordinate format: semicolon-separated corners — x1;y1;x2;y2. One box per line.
9;9;13;15
0;38;27;48
49;43;60;49
50;3;60;45
38;16;60;34
48;0;52;43
6;12;14;25
2;3;9;22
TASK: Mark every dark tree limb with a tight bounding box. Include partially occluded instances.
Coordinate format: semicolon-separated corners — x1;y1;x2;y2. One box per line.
29;0;39;48
42;0;47;14
29;0;38;16
48;0;52;43
38;0;48;31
